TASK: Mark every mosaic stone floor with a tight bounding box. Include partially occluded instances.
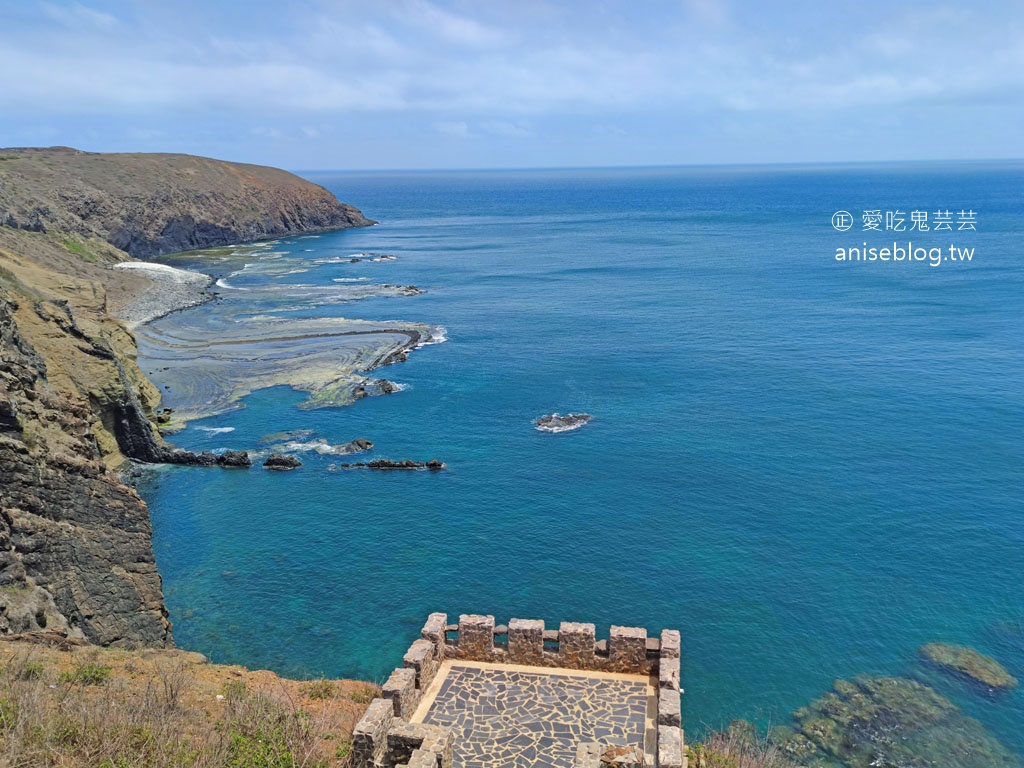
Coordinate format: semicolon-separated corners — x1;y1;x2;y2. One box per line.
416;662;654;768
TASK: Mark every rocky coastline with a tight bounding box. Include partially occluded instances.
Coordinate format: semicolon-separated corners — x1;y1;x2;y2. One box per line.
0;148;377;647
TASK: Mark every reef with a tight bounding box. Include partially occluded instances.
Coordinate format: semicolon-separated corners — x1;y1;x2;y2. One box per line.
919;642;1018;690
771;675;1021;768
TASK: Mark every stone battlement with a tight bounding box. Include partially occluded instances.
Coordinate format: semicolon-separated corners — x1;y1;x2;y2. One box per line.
353;613;685;768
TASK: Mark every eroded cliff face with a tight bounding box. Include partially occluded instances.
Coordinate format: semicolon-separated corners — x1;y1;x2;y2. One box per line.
0;149;375;646
0;146;373;257
0;293;170;645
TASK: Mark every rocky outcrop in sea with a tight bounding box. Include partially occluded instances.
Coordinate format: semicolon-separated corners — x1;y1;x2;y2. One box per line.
337;459;445;471
534;413;592;433
264;453;302;470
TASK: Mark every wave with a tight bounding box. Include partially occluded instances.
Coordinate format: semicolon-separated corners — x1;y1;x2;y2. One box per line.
214;278;248;291
415;326;448;348
279;439;373;456
194;426;236;434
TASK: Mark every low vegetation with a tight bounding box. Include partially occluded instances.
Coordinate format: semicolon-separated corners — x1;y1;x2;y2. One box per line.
688;722;794;768
0;639;369;767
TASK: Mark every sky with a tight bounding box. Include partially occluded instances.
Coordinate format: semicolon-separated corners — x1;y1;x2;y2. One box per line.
1;0;1023;170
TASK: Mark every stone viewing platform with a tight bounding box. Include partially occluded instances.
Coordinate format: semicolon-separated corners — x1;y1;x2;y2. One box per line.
352;613;685;768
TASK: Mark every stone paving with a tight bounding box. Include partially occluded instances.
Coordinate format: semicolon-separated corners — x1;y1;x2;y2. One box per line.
414;661;655;768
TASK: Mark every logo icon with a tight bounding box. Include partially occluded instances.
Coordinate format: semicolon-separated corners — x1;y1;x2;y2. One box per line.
832;211;853;231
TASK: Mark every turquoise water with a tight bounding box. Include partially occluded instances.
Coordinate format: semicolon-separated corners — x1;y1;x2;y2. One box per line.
138;163;1024;752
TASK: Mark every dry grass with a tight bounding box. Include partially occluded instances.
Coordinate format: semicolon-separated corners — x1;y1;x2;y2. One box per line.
0;640;370;768
689;722;794;768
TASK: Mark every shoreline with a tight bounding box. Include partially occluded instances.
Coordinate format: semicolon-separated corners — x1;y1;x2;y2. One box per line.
111;261;216;328
120;244;445;430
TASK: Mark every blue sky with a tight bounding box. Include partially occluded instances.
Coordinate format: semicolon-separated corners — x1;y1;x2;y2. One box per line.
1;0;1022;169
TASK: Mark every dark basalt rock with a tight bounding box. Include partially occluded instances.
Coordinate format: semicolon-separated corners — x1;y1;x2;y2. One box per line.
263;453;301;470
216;450;251;468
353;379;399;400
0;400;21;432
339;458;445;471
160;449;251;468
340;438;373;454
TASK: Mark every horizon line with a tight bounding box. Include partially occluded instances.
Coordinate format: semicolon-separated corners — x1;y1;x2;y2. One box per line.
291;157;1024;175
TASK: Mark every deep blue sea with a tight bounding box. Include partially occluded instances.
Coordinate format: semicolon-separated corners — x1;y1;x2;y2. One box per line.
137;163;1024;753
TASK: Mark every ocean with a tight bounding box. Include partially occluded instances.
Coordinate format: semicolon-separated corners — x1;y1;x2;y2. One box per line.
135;162;1024;755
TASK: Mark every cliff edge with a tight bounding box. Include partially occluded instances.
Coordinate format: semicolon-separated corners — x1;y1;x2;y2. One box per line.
0;148;374;647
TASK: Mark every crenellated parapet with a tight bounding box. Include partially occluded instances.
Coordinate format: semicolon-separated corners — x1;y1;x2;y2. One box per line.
353;612;686;768
442;613;663;676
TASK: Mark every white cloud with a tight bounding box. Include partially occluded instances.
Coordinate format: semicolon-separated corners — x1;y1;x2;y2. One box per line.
433;120;473;138
397;0;506;48
41;2;118;30
2;1;1022;122
480;120;535;138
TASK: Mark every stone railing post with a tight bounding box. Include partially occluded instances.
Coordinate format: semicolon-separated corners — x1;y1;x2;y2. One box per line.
609;625;647;672
382;667;419;719
657;628;684;767
422;612;448;647
508;618;544;664
404;638;440;691
559;621;596;668
351;698;394;768
458;614;495;659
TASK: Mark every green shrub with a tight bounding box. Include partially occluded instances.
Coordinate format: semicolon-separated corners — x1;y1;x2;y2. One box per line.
59;663;112;686
348;685;378;704
304;678;337;700
335;737;352;759
223;680;249;701
9;659;45;681
227;727;295;768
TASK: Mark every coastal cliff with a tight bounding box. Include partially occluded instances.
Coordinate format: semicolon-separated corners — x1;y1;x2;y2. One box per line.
0;146;373;257
0;148;375;646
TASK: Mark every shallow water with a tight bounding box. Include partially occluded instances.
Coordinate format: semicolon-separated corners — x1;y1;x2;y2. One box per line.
138;163;1024;753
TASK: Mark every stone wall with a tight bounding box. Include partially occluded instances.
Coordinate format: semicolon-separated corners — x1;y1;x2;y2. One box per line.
353;613;686;768
442;613;661;675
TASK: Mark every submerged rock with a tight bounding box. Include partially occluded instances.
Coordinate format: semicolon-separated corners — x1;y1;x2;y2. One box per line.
379;283;424;296
263;453;301;470
920;642;1018;690
277;437;373;456
534;412;592;433
771;675;1021;768
259;429;316;445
